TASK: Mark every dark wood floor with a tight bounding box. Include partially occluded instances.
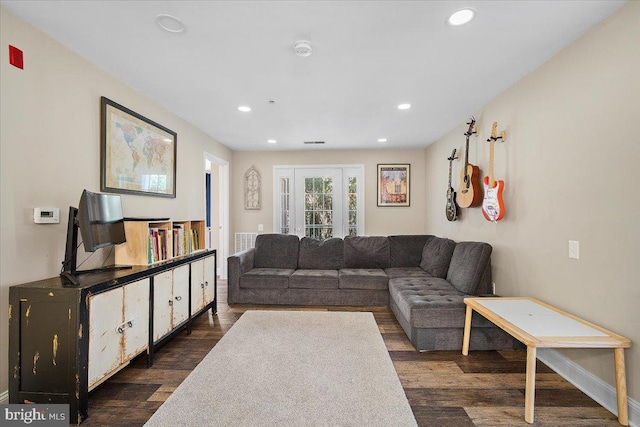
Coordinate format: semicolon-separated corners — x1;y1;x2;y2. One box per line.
82;281;620;426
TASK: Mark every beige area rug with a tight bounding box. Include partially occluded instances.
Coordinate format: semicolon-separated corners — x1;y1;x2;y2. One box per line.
145;310;417;426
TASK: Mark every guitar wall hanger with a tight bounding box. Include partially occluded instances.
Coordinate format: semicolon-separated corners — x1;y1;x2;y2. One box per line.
465;119;479;138
486;124;506;143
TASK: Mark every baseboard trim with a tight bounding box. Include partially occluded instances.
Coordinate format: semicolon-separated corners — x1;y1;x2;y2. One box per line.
538;348;639;427
0;390;8;404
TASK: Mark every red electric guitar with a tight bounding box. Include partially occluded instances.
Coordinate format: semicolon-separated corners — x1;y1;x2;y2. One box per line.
482;122;506;221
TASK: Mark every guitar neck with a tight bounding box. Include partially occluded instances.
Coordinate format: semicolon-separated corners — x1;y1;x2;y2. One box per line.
448;160;453;186
489;138;495;187
464;135;470;169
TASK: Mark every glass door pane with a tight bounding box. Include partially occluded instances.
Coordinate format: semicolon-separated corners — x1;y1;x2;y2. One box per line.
294;168;343;239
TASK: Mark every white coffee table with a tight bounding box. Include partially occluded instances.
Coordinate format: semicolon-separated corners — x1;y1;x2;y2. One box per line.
462;297;631;425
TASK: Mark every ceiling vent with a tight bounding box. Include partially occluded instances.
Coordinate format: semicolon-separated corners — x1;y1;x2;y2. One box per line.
294;40;313;57
304;141;325;145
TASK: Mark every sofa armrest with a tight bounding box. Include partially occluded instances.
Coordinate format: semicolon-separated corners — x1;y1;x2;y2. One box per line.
227;248;255;303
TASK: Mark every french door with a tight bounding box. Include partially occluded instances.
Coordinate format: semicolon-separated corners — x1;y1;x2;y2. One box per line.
294;168;343;239
274;165;364;239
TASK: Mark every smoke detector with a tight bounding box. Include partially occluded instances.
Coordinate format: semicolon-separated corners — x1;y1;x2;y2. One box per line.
294;40;313;57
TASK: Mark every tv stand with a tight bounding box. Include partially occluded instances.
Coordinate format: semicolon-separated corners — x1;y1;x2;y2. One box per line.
10;249;216;424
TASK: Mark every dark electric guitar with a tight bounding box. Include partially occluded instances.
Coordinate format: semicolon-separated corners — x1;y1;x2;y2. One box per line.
457;117;482;208
446;149;459;221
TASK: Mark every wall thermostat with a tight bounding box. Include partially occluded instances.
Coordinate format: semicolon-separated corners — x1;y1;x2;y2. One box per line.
34;207;60;224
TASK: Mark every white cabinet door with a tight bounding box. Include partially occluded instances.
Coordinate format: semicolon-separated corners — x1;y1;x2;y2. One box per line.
190;259;205;313
123;279;150;360
172;265;190;326
88;288;124;388
153;271;173;341
203;255;216;305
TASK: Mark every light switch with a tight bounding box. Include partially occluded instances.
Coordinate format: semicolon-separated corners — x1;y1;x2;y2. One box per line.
569;240;579;259
258;224;264;231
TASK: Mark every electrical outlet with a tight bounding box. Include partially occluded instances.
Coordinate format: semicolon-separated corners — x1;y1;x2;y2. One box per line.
569;240;579;259
258;224;264;232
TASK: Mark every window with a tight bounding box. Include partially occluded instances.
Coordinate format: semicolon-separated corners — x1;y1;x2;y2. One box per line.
279;176;291;234
274;165;364;238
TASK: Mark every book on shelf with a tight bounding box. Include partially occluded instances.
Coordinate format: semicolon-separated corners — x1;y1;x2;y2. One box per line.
148;228;171;263
190;229;199;252
172;223;186;257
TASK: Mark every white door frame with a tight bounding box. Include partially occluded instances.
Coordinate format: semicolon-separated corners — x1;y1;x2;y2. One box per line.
204;153;229;278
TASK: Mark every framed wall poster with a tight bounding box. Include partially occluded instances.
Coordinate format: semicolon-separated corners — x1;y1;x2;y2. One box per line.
377;164;410;207
101;97;177;198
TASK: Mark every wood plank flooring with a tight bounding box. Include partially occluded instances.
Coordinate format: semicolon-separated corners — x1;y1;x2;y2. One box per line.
81;281;620;426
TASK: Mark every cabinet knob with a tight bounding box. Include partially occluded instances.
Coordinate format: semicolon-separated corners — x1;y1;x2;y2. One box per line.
116;326;124;334
168;300;173;306
127;320;134;328
205;281;209;287
175;295;182;301
201;283;205;289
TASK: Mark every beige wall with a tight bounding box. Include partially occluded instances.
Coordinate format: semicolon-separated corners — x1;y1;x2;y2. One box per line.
232;149;427;239
424;2;640;401
0;8;232;395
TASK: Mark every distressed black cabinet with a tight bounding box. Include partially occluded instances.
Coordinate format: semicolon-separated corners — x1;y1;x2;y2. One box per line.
8;249;216;424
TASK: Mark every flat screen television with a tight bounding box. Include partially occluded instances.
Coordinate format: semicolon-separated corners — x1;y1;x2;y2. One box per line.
61;190;131;284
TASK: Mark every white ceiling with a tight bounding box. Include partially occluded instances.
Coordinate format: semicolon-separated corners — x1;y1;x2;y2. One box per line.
2;1;625;151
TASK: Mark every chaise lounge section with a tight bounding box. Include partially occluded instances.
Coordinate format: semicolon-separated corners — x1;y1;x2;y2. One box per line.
227;233;517;351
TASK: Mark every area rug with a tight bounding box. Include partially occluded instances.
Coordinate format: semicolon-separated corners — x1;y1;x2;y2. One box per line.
145;310;417;426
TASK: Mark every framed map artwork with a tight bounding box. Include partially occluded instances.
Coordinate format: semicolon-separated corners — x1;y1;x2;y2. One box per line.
377;164;410;207
101;96;177;198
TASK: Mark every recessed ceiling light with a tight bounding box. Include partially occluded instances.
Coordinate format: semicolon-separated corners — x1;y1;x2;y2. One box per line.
238;106;251;112
378;138;387;143
155;14;185;33
293;40;313;57
267;139;277;144
447;8;476;26
397;103;411;110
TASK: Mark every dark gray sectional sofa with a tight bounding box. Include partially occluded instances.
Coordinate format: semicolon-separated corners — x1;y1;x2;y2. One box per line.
227;233;517;351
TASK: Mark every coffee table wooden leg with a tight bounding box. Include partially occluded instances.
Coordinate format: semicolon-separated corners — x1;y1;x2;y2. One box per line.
614;347;629;426
462;305;473;356
525;346;537;424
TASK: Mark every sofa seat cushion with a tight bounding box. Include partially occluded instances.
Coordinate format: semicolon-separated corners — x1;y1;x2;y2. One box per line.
389;277;469;329
344;236;390;269
339;268;389;290
298;237;344;270
290;269;339;289
384;267;432;279
240;268;295;289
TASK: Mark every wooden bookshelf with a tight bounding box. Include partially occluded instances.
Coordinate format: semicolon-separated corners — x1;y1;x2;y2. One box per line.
115;219;207;266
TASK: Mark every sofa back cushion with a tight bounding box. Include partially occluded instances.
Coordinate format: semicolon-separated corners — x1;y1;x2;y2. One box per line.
254;234;300;269
388;235;433;267
298;237;344;270
344;236;390;269
419;237;456;278
446;242;493;294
